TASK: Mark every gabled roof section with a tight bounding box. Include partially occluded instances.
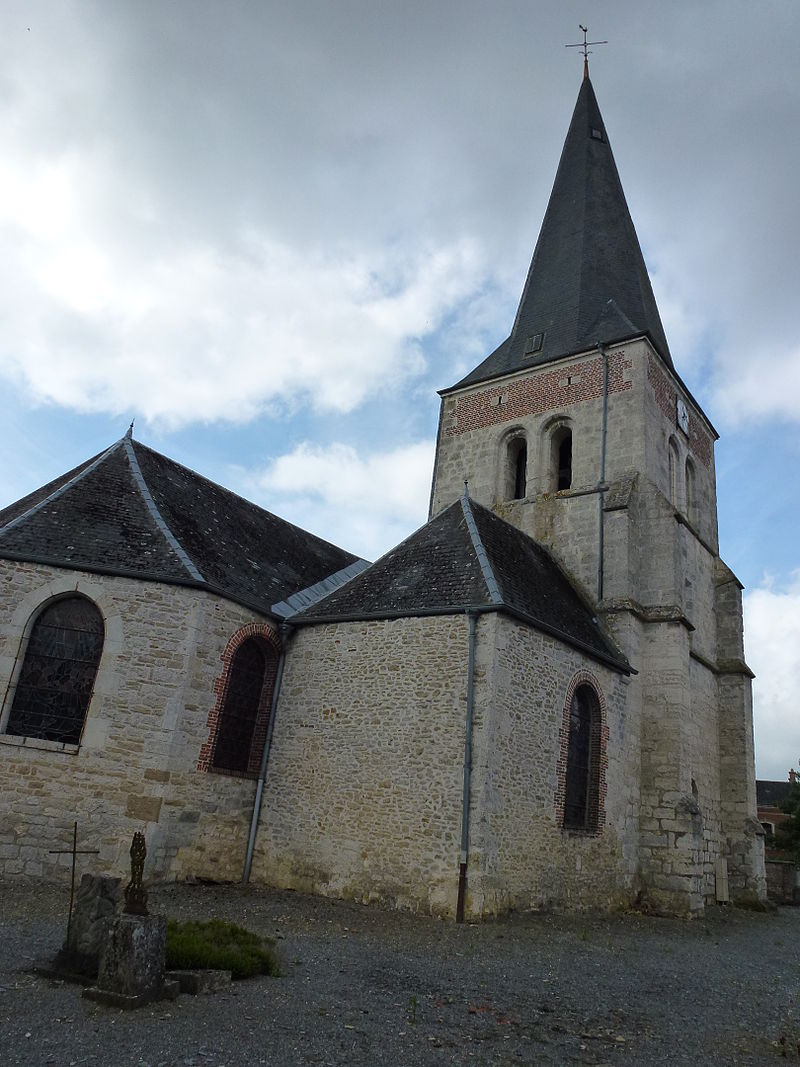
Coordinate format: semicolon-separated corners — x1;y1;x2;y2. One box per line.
295;493;628;672
447;76;672;393
295;497;491;619
0;430;361;618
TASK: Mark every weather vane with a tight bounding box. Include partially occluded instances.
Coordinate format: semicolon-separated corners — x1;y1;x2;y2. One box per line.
566;24;607;79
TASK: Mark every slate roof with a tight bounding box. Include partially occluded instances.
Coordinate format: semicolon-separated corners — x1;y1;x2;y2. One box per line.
295;493;629;673
0;431;360;618
757;780;795;809
447;75;672;393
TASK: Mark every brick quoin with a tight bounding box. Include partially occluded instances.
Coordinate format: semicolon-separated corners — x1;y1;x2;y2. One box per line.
554;671;609;835
198;622;282;777
445;353;632;438
647;355;711;468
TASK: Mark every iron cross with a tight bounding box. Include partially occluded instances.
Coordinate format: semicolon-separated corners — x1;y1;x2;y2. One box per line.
49;821;100;942
566;25;608;79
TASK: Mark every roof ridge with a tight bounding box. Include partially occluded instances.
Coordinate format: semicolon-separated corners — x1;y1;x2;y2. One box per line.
123;437;205;583
460;491;503;606
0;438;125;540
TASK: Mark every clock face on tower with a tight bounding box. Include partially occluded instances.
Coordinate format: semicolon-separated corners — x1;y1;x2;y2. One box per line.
676;397;690;436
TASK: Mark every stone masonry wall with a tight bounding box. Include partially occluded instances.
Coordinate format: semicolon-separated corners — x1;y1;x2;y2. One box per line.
715;564;765;900
468;616;637;914
0;560;273;884
249;615;477;916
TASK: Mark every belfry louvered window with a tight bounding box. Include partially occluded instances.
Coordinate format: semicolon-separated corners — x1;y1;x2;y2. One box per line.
5;596;104;745
563;684;601;830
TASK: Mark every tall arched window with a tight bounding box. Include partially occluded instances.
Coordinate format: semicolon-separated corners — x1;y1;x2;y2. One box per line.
550;426;572;491
563;684;602;830
685;457;696;523
668;437;680;507
5;596;104;745
508;437;527;500
212;638;273;774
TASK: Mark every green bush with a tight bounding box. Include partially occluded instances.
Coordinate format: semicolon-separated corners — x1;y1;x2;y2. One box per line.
165;918;280;979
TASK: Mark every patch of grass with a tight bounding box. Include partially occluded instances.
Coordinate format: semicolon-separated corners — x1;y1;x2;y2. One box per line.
166;919;280;979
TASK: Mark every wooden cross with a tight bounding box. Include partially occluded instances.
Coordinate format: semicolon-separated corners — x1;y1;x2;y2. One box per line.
566;24;608;79
49;821;100;943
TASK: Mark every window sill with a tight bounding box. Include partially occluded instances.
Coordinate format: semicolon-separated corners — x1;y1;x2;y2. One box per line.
0;734;80;755
206;765;258;781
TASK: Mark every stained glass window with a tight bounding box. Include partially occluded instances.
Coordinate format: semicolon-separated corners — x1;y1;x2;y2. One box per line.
6;597;104;745
212;639;266;774
563;685;600;830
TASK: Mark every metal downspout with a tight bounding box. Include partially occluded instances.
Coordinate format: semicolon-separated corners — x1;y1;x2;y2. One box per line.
597;344;609;602
456;612;478;922
242;626;291;884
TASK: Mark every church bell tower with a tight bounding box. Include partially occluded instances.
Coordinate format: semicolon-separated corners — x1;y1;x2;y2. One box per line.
430;71;765;912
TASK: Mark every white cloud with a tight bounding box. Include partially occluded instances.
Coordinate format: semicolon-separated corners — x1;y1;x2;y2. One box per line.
745;572;800;779
241;440;435;560
713;345;800;426
0;210;484;425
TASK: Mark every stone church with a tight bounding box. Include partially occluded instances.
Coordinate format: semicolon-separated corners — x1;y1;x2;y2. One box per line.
0;73;765;917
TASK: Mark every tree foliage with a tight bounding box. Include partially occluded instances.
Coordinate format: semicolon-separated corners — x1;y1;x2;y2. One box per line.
774;783;800;860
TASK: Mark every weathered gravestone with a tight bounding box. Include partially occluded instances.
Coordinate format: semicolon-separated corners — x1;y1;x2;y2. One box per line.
84;832;178;1008
53;873;123;978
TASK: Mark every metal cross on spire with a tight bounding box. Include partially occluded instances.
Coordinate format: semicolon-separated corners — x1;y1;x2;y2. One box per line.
566;24;608;79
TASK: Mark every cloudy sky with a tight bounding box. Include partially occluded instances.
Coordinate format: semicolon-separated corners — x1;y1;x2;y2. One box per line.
0;1;797;778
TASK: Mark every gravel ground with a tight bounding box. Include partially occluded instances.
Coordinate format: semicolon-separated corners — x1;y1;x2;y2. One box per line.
1;880;798;1066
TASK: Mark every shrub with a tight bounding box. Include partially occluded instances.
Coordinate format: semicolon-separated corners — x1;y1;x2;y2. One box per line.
165;918;280;979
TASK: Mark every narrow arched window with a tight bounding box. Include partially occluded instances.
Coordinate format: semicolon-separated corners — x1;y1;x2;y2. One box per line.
563;684;601;830
502;434;528;501
514;442;527;499
550;426;572;491
511;439;527;499
685;457;696;522
212;638;269;774
668;437;680;507
5;596;104;745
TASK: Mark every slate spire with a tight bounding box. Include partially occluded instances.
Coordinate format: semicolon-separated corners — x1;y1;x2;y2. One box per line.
450;76;672;391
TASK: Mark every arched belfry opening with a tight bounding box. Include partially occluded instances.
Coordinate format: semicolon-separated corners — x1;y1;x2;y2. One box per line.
547;423;573;492
685;457;696;523
668;436;680;508
501;432;528;501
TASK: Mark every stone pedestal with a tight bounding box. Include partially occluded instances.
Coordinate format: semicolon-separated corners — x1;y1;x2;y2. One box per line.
84;914;178;1008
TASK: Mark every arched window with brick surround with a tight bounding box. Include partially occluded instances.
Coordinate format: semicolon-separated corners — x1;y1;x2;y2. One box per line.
3;595;104;745
199;623;281;778
557;676;607;833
